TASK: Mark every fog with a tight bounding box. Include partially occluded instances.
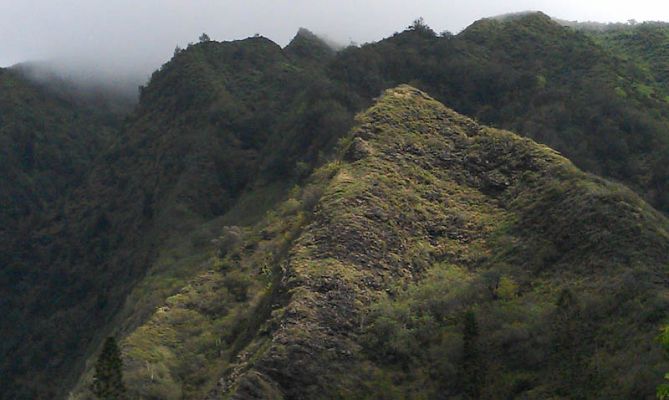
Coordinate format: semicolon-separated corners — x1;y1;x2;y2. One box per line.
2;0;668;94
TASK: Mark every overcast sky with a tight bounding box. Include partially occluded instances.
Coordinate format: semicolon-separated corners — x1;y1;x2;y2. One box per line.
1;0;668;85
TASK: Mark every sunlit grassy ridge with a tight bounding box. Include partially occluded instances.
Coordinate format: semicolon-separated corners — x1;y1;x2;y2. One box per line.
80;86;669;399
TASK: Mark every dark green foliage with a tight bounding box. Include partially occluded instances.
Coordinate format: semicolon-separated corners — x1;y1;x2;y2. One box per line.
91;338;127;400
1;29;358;400
4;13;669;400
550;290;588;398
460;311;483;399
0;67;126;399
659;327;669;399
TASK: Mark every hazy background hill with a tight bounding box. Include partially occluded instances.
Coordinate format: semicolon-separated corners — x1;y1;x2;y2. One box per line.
1;12;669;399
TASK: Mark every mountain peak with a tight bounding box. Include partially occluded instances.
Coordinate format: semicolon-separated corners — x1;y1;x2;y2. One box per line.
462;10;559;36
294;27;320;40
363;85;481;139
284;27;336;63
197;85;669;398
491;10;551;23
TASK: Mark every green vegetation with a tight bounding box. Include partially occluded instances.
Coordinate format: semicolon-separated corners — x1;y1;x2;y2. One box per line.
328;12;669;214
0;67;126;399
4;12;669;399
1;30;357;399
584;22;669;95
90;338;127;400
68;86;667;399
659;326;669;399
460;311;483;399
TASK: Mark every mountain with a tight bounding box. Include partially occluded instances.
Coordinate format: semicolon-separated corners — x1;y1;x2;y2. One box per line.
74;85;669;399
0;66;130;399
284;28;337;66
0;36;359;399
585;22;669;96
3;12;669;399
328;12;669;214
0;66;122;247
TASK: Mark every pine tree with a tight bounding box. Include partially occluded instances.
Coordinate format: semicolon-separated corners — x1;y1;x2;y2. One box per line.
460;310;483;399
658;326;669;399
90;337;127;400
551;289;588;399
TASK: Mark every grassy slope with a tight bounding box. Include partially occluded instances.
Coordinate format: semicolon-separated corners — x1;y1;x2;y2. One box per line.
228;86;669;399
585;23;669;98
328;13;669;214
87;86;669;399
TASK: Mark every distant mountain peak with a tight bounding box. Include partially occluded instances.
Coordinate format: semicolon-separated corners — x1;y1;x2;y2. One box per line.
294;27;320;40
285;27;338;63
490;10;550;22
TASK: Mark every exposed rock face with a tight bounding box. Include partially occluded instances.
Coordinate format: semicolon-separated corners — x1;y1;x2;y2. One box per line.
203;86;669;399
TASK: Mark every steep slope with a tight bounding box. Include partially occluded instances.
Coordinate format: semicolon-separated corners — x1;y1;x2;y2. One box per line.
329;12;669;214
8;13;669;399
0;37;359;400
220;86;669;399
74;86;669;399
587;23;669;97
0;67;128;399
0;67;120;252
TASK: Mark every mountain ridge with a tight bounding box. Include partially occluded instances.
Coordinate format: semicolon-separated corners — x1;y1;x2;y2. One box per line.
3;12;669;399
68;85;669;399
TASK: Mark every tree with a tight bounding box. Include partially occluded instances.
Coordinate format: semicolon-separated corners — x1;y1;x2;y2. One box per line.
408;17;436;37
459;311;483;399
199;33;211;43
658;326;669;399
551;289;588;398
90;337;127;400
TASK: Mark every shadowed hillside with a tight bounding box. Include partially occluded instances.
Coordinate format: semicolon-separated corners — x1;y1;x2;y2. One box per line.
0;36;359;399
0;67;129;399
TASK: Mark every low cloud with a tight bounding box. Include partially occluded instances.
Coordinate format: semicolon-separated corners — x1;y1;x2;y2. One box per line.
2;0;667;94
